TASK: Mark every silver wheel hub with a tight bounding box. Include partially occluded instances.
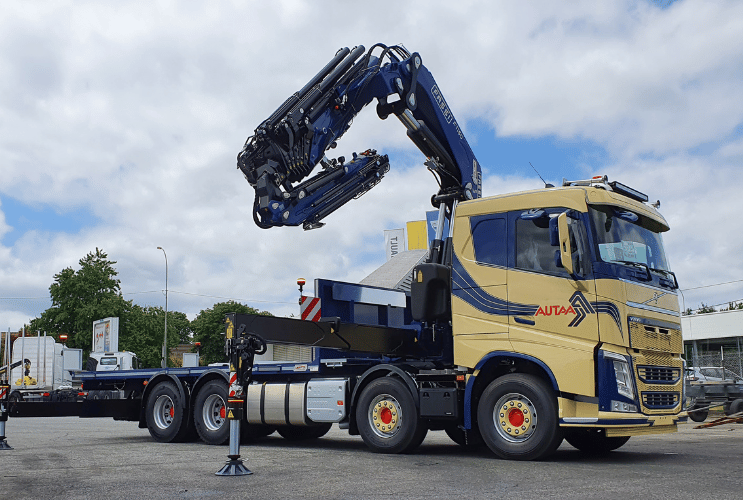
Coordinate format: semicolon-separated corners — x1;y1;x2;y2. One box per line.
493;392;538;443
202;394;226;431
153;394;175;430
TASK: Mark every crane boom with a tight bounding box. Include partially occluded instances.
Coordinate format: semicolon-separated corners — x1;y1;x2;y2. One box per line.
237;44;482;231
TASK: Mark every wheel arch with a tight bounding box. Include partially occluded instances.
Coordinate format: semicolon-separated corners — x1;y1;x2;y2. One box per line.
464;352;559;430
348;364;419;435
192;369;229;401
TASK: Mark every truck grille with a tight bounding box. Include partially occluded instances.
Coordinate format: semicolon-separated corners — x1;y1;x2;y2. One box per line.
631;351;683;414
637;366;681;385
629;321;682;353
642;392;680;410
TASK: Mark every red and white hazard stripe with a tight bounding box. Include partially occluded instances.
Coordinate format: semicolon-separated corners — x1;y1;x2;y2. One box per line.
228;372;239;397
0;385;8;401
300;296;322;322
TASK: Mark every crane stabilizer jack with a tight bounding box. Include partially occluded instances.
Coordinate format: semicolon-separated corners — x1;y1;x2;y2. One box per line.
238;44;482;229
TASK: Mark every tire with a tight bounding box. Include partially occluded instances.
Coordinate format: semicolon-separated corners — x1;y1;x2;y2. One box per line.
687;404;709;422
145;381;190;443
193;380;229;445
477;374;562;460
276;424;332;441
729;398;743;416
445;424;485;450
356;377;426;454
565;429;630;454
241;424;276;443
9;391;23;403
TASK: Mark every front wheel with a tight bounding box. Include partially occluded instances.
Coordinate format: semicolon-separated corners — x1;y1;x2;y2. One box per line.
687;404;709;422
565;429;630;454
477;374;562;460
356;377;426;454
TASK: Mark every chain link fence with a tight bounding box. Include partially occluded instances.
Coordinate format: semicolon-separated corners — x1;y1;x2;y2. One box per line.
687;351;743;377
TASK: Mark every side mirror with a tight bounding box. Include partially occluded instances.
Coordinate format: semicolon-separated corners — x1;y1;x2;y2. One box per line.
557;212;574;275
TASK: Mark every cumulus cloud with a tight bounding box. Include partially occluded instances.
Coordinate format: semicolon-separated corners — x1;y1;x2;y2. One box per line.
1;0;742;328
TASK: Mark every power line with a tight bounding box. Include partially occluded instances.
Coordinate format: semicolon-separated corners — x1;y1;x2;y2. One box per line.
681;278;743;292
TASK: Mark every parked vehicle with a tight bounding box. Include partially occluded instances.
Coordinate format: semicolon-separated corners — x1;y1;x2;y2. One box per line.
685;366;743;421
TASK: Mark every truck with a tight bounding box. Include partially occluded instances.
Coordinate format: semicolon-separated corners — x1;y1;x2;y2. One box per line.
1;43;685;461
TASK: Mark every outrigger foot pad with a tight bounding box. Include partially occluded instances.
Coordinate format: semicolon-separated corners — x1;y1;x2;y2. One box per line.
0;439;12;450
215;459;252;476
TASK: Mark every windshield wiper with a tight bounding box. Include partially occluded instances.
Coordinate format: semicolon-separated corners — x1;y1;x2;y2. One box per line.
613;260;652;281
649;267;679;289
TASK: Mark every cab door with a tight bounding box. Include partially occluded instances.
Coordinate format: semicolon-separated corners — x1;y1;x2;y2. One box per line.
450;210;512;368
506;208;598;397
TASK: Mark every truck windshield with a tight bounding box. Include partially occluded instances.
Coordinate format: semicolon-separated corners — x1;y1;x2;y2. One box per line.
99;357;118;365
589;206;671;272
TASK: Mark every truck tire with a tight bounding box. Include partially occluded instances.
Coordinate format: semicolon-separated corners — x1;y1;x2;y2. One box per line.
477;374;562;460
729;398;743;416
356;377;426;454
241;424;276;443
193;380;229;445
276;424;332;441
565;429;630;454
687;404;709;422
9;391;23;402
444;424;484;450
145;381;189;443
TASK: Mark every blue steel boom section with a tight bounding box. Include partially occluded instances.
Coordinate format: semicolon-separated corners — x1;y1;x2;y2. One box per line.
237;44;482;237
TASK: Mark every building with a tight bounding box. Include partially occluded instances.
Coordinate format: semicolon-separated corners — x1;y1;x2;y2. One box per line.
682;308;743;375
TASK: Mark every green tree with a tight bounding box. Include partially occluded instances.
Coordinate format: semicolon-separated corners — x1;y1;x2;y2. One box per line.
120;305;191;368
191;301;272;365
30;248;128;352
697;303;717;314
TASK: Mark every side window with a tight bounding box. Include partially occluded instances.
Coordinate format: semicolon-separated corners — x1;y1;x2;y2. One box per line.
470;215;506;267
515;208;591;277
516;214;565;275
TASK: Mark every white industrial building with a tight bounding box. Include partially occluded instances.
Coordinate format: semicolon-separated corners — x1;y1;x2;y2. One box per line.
682;309;743;375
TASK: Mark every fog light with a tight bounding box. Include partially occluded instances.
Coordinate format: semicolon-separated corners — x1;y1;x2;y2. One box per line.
612;400;638;413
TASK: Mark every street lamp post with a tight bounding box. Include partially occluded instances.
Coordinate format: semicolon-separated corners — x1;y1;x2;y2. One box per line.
157;246;168;369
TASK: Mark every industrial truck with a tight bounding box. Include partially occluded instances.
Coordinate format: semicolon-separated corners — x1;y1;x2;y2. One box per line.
1;43;685;462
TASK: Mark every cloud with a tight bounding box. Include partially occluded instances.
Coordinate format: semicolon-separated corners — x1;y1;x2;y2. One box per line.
1;0;742;328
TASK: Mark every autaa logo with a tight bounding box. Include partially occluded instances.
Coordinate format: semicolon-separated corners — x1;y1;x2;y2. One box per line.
535;291;595;328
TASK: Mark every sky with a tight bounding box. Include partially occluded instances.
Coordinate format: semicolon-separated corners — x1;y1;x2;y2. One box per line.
2;0;743;331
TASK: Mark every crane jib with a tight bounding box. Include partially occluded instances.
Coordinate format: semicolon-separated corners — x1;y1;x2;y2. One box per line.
238;43;482;230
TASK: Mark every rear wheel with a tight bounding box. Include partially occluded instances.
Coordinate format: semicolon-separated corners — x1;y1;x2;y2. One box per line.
145;381;189;443
356;377;426;454
276;424;332;441
565;429;630;454
193;380;229;445
477;374;562;460
728;398;743;416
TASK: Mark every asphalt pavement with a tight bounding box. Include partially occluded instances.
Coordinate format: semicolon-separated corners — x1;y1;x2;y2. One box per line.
1;417;741;500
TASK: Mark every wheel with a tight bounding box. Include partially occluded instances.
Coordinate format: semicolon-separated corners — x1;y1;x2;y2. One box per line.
356;377;426;454
565;429;630;454
687;404;709;422
193;380;229;445
477;374;562;460
9;391;23;403
145;381;190;443
444;424;485;450
276;423;332;441
241;424;276;443
729;398;743;416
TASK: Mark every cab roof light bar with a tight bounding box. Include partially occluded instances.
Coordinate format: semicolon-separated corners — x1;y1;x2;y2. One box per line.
562;175;649;203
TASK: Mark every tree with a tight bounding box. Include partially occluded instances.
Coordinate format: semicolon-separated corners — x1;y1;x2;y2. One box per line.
121;305;191;368
191;301;272;365
30;248;128;352
697;303;717;314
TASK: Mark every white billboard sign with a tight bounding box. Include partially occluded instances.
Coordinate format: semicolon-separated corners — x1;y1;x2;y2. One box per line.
92;317;119;353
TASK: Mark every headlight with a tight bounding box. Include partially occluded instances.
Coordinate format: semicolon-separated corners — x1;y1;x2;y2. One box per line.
613;359;635;399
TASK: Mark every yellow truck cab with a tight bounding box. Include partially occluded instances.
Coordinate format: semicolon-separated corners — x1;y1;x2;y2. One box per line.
451;175;683;457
